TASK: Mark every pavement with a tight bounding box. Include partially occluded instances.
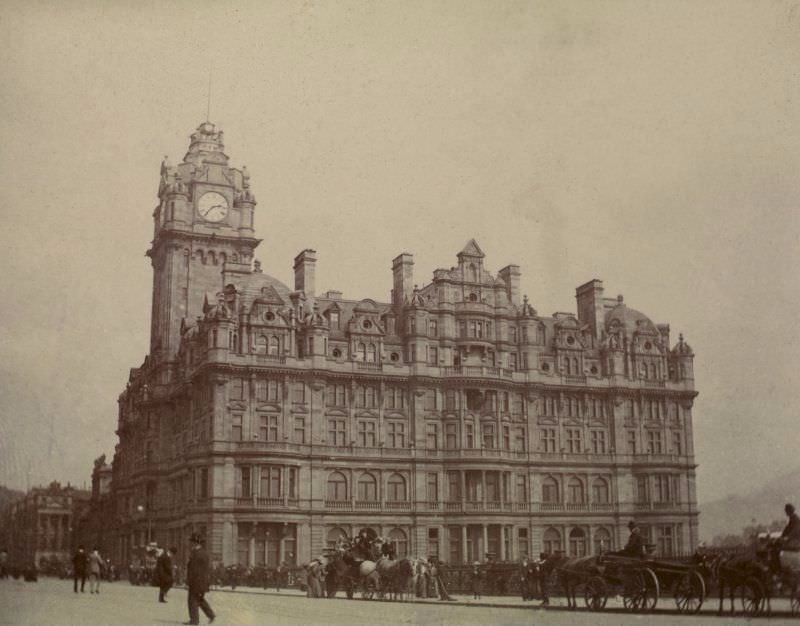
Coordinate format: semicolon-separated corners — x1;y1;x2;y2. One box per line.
1;577;798;626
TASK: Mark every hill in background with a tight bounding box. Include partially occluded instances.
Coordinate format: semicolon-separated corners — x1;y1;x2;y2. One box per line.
700;467;800;542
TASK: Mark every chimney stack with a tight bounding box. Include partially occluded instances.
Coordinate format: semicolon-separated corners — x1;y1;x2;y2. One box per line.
293;249;317;297
392;253;414;307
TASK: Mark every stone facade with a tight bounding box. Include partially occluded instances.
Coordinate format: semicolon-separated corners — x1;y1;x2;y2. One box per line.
109;122;699;568
2;482;90;570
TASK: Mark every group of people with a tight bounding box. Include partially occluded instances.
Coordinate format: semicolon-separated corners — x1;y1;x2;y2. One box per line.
517;554;550;604
71;546;105;594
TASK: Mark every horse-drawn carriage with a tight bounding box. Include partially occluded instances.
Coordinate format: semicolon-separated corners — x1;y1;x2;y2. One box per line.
551;551;706;614
305;528;416;601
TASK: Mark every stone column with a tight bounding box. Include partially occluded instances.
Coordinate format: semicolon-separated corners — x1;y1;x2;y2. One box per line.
499;525;506;561
482;524;488;560
461;526;468;564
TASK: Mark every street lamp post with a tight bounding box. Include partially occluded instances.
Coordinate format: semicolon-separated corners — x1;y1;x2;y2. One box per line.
136;505;152;544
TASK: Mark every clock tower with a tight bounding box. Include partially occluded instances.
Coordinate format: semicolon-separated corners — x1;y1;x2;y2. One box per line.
147;121;260;375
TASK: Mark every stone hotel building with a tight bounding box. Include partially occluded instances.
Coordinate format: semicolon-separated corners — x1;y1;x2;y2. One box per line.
110;122;699;568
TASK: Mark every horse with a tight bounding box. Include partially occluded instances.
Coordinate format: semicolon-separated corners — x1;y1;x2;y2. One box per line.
374;557;415;601
546;555;604;609
407;557;431;598
695;545;772;616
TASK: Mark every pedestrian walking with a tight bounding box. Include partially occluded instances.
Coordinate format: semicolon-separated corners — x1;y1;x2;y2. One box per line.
185;534;215;625
156;547;177;603
470;561;483;599
88;548;104;594
72;545;88;593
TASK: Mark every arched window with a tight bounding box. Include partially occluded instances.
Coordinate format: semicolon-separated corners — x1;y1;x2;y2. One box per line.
639;363;647;379
257;335;268;355
572;358;579;375
326;472;347;501
542;476;560;504
366;344;376;363
208;251;217;266
592;478;609;504
356;343;366;361
327;526;348;548
468;263;477;283
357;473;377;502
388;528;408;558
569;528;587;556
268;336;280;356
593;527;612;555
565;358;572;376
650;363;657;380
387;473;406;501
567;477;585;504
542;527;561;554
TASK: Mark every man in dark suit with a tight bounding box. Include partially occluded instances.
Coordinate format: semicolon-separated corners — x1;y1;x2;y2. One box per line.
72;545;88;593
185;534;215;625
156;547;176;603
621;521;647;558
782;503;800;550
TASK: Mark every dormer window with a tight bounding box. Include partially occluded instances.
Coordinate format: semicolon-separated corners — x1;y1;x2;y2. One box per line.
329;311;339;329
468;292;478;302
363;319;373;330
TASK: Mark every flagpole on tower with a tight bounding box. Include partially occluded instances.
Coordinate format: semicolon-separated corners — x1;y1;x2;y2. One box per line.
206;65;212;123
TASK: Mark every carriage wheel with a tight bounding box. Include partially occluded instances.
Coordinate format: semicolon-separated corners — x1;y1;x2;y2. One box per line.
583;576;608;611
622;568;659;613
738;577;765;616
673;571;705;614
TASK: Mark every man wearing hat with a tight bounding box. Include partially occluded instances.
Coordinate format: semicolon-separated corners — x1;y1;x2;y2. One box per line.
185;534;215;625
619;521;646;558
782;503;800;550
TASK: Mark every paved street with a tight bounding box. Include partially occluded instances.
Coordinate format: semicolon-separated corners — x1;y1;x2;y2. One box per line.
0;578;797;626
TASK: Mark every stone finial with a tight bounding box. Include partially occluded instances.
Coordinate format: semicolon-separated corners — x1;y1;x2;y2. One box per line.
617;294;624;304
253;259;262;273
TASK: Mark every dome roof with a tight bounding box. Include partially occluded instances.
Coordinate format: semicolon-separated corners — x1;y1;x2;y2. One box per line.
604;302;656;335
672;333;694;355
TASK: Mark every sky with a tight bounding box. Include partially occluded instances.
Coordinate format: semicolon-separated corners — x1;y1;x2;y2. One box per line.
0;1;798;507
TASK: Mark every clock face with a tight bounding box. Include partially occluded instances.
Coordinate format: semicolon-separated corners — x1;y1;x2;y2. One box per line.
197;191;229;222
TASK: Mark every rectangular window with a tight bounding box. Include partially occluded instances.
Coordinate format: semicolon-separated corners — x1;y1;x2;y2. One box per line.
328;419;346;446
199;468;209;499
469;320;477;338
444;422;458;449
459;321;466;338
509;353;518;370
540;428;556;453
292;382;305;404
426;423;438;449
627;430;637;454
657;526;674;556
267;380;280;402
518;528;529;559
239;466;251;498
590;430;607;454
428;528;440;559
357;420;377;447
655;475;672;503
486;472;499;502
231;414;243;441
637;475;649;503
259;414;279;442
429;346;438;365
465;423;474;448
447;471;460;501
444;389;457;410
288;467;297;498
516;474;527;502
566;428;582;453
260;466;281;499
502;425;510;450
646;430;663;454
292;417;306;444
326;384;347;407
329;311;339;329
482;423;495;449
510;326;517;342
387;421;406;448
514;427;526;451
542;480;559;504
449;527;462;564
429;320;437;337
426;473;438;502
